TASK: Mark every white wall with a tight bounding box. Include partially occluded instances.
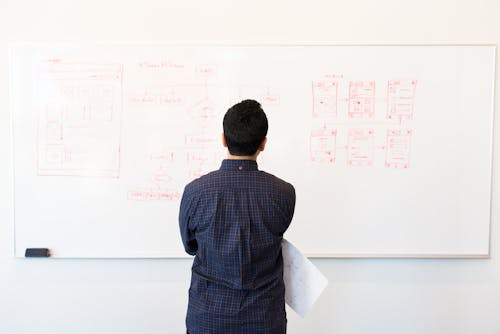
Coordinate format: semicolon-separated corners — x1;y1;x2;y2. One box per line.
1;1;499;333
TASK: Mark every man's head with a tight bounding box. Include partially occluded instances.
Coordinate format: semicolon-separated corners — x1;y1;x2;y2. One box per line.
223;99;268;157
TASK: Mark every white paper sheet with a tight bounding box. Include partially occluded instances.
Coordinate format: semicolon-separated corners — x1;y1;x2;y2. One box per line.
282;239;329;317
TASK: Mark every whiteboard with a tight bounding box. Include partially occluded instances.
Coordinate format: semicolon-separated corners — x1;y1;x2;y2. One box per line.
10;44;495;258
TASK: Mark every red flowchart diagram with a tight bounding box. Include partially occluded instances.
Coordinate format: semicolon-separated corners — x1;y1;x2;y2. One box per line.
33;56;418;202
310;127;337;163
312;81;338;117
36;60;124;178
385;130;412;169
387;80;417;120
310;76;417;168
347;129;375;167
126;62;223;201
127;150;181;201
310;126;412;169
126;140;221;202
348;81;376;118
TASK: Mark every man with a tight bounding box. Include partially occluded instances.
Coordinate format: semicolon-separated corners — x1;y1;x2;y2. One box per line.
179;99;296;334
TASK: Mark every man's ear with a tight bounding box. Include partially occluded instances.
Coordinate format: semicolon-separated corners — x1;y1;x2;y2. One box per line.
259;137;267;152
222;133;228;148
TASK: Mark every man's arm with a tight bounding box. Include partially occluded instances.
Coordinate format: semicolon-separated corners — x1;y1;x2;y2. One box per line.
179;188;198;256
283;184;296;233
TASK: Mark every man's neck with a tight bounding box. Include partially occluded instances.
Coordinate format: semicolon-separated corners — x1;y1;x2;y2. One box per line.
226;152;259;161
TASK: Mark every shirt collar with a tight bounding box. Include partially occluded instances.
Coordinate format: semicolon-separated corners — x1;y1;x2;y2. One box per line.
220;159;259;171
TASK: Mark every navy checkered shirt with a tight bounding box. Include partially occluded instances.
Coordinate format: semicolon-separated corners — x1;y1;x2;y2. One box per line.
179;159;296;334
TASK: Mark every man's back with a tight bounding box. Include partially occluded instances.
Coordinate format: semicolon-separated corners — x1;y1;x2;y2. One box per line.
179;159;295;334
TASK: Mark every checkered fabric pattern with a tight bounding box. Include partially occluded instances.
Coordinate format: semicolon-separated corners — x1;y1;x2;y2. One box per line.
179;159;296;334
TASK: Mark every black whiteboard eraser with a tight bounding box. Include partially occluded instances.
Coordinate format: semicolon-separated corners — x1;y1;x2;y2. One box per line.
25;248;51;257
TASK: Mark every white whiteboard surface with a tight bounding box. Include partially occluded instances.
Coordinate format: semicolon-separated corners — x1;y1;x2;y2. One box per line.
10;44;495;258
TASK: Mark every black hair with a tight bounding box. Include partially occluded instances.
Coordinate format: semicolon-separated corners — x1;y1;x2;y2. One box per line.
223;99;268;156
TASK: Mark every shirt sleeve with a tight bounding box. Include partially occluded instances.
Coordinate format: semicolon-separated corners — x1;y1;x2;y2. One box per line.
283;184;296;233
287;185;296;223
179;187;198;256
